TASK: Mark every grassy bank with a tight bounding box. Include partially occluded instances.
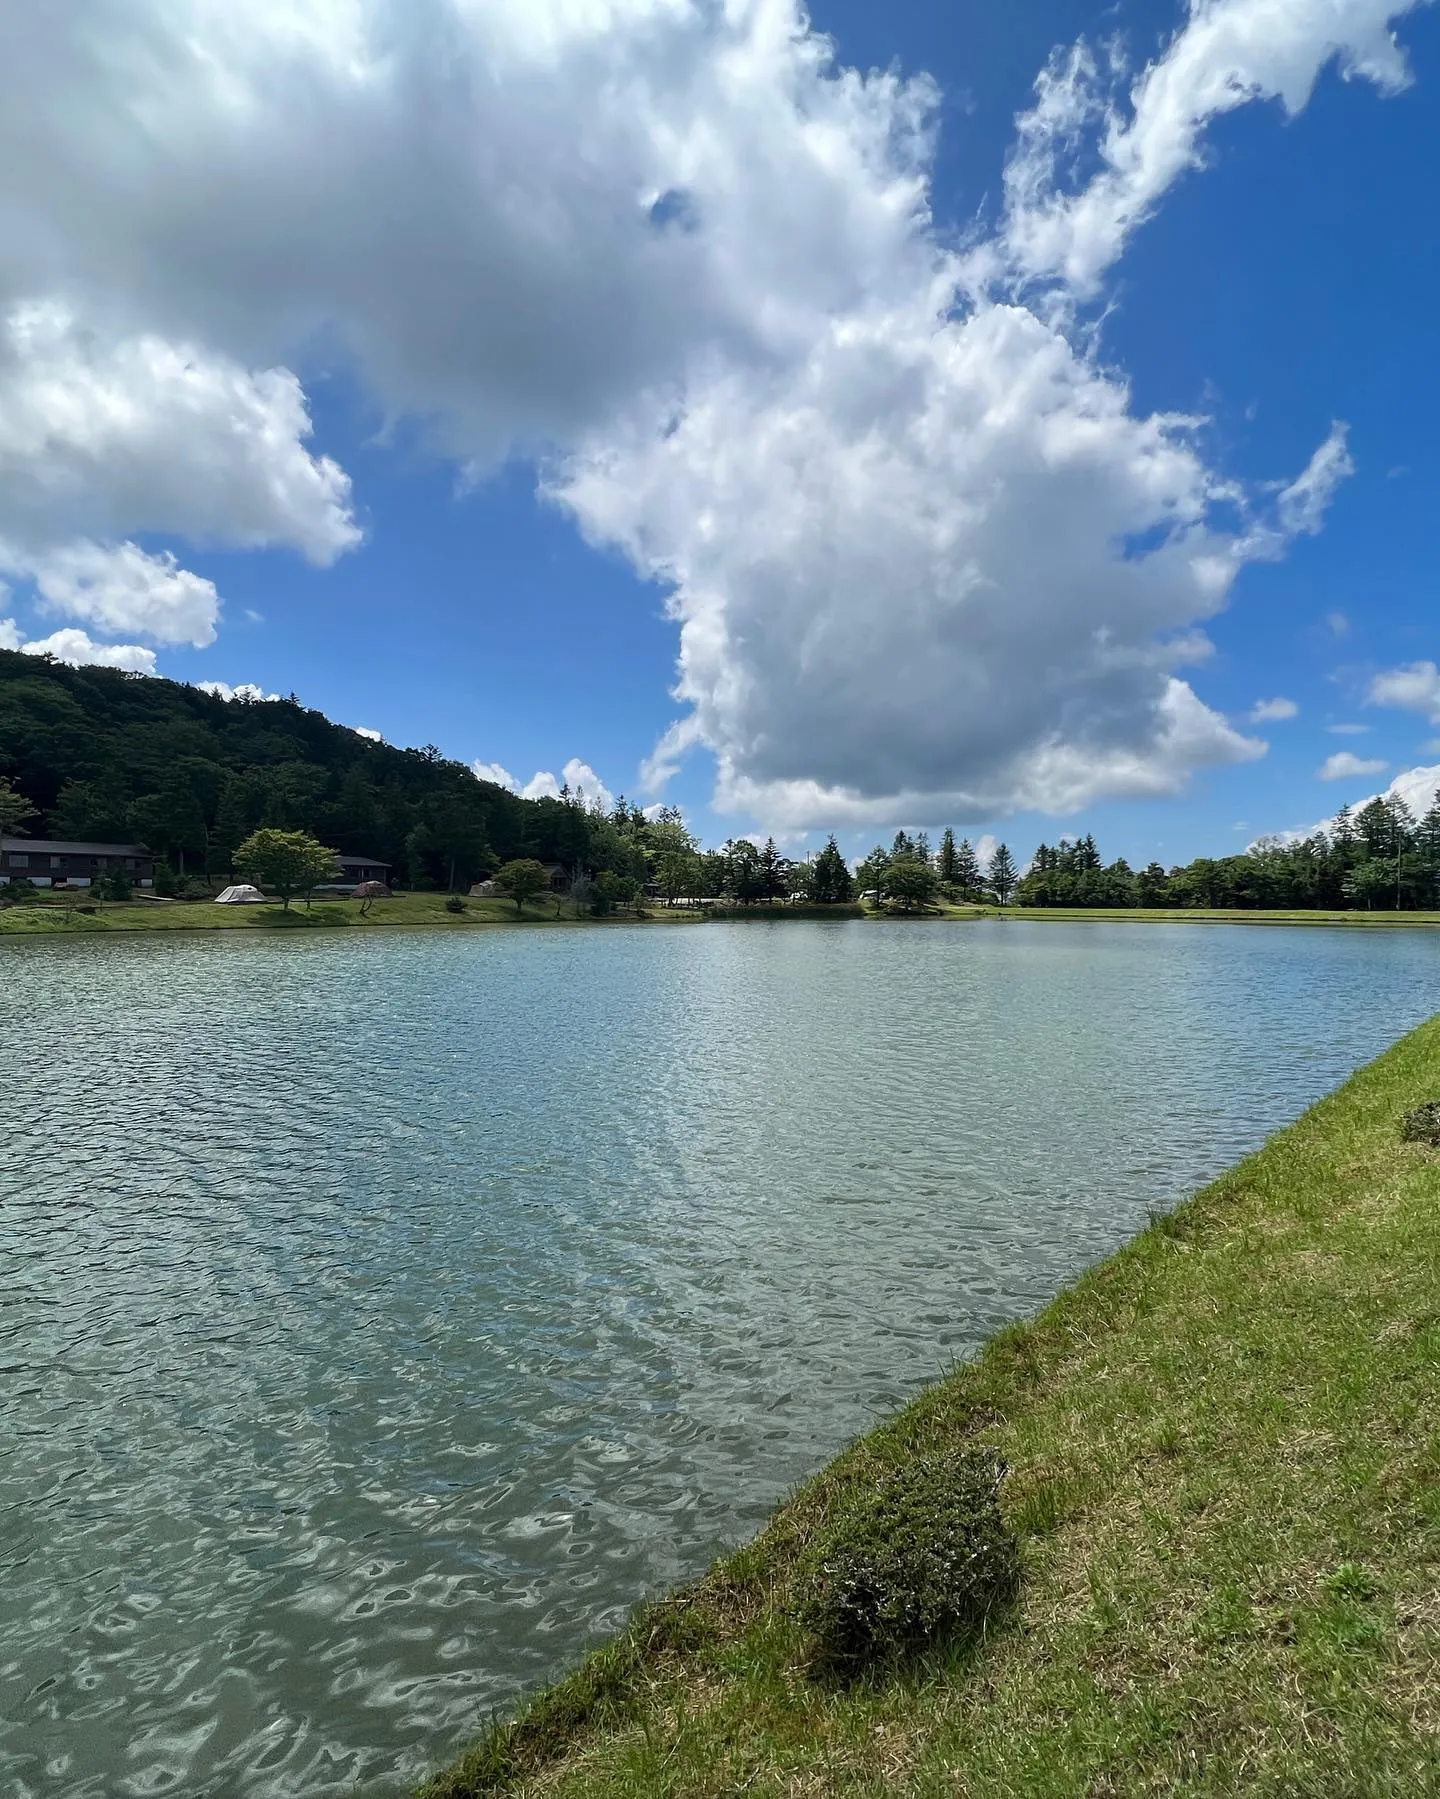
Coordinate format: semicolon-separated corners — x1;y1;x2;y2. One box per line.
6;897;1440;938
870;904;1440;927
0;892;705;936
420;1021;1440;1798
991;906;1440;927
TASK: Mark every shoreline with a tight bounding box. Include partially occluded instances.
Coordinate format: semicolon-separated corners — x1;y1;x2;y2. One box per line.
5;894;1440;940
417;1020;1440;1797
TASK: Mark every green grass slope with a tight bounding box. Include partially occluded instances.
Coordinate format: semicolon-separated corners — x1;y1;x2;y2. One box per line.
0;894;708;936
419;1020;1440;1798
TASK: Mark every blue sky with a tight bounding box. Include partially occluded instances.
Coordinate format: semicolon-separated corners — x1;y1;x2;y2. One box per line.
1;1;1437;865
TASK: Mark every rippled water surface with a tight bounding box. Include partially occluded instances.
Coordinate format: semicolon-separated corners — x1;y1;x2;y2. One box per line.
3;920;1437;1796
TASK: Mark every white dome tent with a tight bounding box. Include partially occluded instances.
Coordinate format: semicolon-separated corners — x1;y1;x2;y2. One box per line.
214;884;267;904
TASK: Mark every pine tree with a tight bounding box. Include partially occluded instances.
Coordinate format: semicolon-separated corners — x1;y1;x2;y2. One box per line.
811;835;853;903
757;836;786;901
1417;797;1440;908
1355;798;1389;859
856;845;891;899
953;837;981;899
987;842;1018;905
936;827;958;888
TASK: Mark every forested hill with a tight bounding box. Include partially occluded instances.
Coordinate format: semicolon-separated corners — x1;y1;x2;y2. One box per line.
0;649;635;890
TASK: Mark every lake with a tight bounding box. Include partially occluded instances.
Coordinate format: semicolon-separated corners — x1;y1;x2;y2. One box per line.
3;919;1437;1797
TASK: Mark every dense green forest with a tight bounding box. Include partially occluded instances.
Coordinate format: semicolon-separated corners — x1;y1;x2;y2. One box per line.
0;651;850;905
4;651;1435;911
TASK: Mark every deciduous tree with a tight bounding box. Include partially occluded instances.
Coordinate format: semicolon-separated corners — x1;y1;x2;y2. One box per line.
0;774;34;838
496;857;550;913
234;829;340;909
883;857;937;911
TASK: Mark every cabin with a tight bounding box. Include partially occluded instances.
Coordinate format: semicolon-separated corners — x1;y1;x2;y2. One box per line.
315;854;393;892
336;855;392;884
0;837;155;889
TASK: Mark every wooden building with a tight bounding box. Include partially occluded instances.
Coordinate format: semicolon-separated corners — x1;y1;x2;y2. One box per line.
0;837;155;889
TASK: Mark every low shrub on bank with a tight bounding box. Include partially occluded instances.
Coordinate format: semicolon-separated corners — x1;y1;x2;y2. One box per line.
1401;1099;1440;1144
795;1447;1018;1677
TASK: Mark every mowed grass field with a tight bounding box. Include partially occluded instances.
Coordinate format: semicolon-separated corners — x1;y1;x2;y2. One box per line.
992;907;1440;928
5;895;1440;937
420;1019;1440;1798
0;892;701;936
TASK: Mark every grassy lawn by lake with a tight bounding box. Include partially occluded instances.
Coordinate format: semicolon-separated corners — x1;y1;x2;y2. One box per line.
901;904;1440;927
420;1018;1440;1798
0;893;704;936
990;906;1440;927
7;897;1440;938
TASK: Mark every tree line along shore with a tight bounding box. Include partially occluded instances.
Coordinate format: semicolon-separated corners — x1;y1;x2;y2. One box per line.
417;1021;1440;1798
4;650;1438;918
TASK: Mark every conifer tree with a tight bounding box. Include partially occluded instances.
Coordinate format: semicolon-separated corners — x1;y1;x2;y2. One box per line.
987;842;1018;905
937;827;959;889
1356;797;1397;859
811;835;853;903
1414;797;1440;907
953;836;981;899
757;836;787;901
856;844;891;897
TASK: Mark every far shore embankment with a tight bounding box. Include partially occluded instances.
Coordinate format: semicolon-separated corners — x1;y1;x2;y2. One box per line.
6;893;1440;941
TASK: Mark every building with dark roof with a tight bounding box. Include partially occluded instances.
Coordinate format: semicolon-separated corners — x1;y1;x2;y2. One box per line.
0;838;155;889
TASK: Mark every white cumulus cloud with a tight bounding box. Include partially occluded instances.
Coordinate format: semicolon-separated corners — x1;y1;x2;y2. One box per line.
1250;696;1298;722
2;539;220;648
1;619;156;674
0;302;358;563
1278;762;1440;844
1368;660;1440;722
520;759;616;812
1320;750;1388;781
196;680;282;703
0;300;360;655
0;0;1421;818
473;757;617;811
472;761;519;792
